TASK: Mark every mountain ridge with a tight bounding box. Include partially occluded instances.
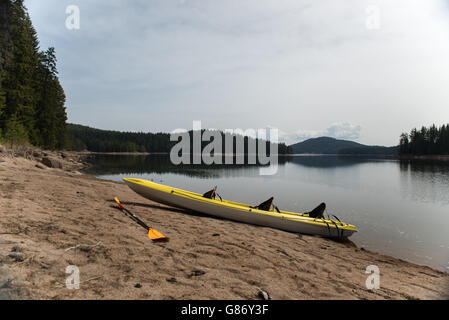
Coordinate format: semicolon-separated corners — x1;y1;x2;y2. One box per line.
289;136;398;155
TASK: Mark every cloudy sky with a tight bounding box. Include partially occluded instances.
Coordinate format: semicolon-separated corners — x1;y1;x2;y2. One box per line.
26;0;449;145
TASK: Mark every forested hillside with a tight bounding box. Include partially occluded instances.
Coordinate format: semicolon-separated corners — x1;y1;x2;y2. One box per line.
0;0;67;149
67;123;293;154
67;124;172;152
289;137;398;155
289;137;364;154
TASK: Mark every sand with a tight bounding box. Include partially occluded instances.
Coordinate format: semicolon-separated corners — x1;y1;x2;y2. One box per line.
0;149;448;300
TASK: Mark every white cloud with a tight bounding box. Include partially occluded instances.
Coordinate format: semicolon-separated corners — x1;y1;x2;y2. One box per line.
325;123;361;141
279;122;362;145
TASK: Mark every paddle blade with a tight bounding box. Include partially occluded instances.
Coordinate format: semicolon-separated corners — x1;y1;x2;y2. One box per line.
148;227;168;241
114;197;124;209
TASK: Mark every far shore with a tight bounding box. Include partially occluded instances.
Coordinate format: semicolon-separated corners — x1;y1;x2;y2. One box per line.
397;154;449;161
0;147;448;299
78;151;160;155
77;152;294;156
79;151;449;161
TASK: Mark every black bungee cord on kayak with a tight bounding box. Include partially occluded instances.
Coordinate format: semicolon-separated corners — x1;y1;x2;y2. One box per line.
324;209;344;240
329;219;342;239
323;207;344;239
273;203;281;213
330;214;345;227
315;216;332;236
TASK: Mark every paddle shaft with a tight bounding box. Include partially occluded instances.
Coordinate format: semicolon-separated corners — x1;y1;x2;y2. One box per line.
117;204;150;231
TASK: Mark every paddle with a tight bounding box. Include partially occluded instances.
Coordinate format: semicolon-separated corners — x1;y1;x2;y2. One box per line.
113;197;168;241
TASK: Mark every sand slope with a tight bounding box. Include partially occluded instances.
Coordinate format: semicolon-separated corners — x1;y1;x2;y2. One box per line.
0;153;448;299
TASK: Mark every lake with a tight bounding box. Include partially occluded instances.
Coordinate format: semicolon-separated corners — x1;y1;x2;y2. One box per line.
86;154;449;272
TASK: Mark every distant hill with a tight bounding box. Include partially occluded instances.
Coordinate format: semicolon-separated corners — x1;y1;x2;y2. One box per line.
289;137;398;155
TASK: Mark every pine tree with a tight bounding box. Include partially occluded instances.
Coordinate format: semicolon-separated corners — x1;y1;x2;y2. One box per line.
399;133;409;154
35;47;67;149
0;0;40;144
0;0;12;132
3;113;28;147
0;1;67;149
400;124;449;155
0;70;6;128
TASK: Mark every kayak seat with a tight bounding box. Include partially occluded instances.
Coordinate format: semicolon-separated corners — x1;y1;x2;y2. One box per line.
306;202;326;219
203;186;222;201
203;186;217;199
252;197;274;211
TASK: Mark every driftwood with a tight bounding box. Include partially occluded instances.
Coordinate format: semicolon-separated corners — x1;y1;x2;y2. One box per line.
64;241;102;252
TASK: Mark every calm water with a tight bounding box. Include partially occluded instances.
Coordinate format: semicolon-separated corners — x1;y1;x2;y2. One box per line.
86;154;449;272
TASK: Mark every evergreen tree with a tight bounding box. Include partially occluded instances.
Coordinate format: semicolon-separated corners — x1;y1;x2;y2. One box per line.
399;124;449;155
399;133;409;154
0;0;67;149
1;0;40;143
3;113;28;147
35;47;67;149
0;70;6;127
0;1;11;127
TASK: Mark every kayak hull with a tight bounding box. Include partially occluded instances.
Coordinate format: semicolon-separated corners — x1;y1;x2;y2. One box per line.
123;179;357;238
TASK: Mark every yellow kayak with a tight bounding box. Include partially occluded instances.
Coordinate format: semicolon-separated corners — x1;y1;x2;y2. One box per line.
123;178;358;238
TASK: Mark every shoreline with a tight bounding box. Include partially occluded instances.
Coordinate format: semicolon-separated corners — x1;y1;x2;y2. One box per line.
1;147;448;299
397;154;449;161
51;150;449;162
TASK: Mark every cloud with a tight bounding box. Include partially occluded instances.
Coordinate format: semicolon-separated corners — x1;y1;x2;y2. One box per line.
278;122;362;145
278;129;320;145
325;122;361;140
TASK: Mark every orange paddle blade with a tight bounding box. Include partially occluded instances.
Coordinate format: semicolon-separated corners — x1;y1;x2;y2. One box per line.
114;197;124;209
148;227;169;241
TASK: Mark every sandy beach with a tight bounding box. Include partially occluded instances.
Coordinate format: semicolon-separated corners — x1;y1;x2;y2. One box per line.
0;148;448;300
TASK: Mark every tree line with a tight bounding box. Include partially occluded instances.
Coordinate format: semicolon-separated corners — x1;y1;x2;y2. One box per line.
67;124;173;153
338;146;398;155
0;0;67;149
399;124;449;155
67;124;293;155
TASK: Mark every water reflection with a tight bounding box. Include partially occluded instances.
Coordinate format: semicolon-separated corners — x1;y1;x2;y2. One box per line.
86;154;394;175
399;160;449;205
289;154;395;168
86;154;293;179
